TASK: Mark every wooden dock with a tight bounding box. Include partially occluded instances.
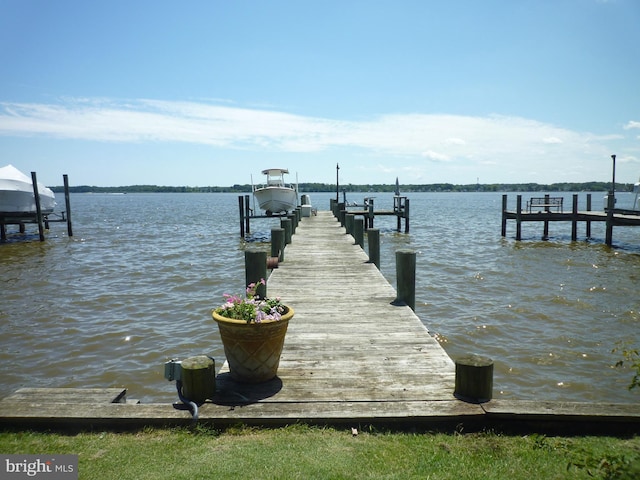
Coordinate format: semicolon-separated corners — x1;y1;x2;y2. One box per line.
2;209;640;432
502;193;640;245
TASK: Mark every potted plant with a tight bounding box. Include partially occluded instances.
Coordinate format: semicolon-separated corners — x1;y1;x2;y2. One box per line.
212;279;294;383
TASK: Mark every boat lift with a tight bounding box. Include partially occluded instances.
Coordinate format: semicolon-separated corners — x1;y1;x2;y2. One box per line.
0;172;73;242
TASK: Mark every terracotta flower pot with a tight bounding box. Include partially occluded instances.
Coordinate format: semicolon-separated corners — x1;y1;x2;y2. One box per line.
212;305;294;383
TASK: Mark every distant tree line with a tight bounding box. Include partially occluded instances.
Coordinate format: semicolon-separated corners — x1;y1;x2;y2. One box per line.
51;181;632;194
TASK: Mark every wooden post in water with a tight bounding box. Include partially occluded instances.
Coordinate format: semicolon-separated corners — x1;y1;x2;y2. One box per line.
245;249;267;298
180;355;216;404
404;198;410;233
238;195;246;237
454;354;493;403
367;198;375;228
501;195;508;237
281;218;292;245
395;249;416;311
339;207;347;227
31;172;45;242
543;194;550;239
271;228;285;262
353;217;364;248
606;194;614;246
586;194;592;238
244;195;251;235
63;174;73;237
571;194;578;241
516;195;522;241
367;228;380;268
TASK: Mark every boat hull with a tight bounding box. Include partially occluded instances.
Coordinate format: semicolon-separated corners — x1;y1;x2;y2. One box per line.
0;166;56;214
253;187;298;214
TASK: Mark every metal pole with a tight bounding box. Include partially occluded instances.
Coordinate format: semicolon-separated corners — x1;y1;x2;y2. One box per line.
336;163;340;203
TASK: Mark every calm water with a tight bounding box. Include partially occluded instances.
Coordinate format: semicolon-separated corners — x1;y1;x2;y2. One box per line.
1;192;638;404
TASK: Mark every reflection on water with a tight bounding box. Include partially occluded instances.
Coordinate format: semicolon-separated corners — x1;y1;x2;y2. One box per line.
1;192;639;403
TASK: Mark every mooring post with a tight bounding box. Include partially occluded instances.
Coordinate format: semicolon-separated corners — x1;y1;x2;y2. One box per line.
501;194;508;237
516;195;522;241
180;355;216;405
288;213;297;234
245;249;267;298
238;195;245;237
337;202;345;220
244;195;251;235
586;193;592;238
339;208;347;227
353;217;364;248
367;198;375;228
345;213;355;236
395;249;416;311
281;218;292;245
404;198;410;233
571;194;578;241
454;354;493;403
606;194;614;246
543;194;550;239
367;228;380;268
31;172;45;242
271;228;285;262
63;174;73;237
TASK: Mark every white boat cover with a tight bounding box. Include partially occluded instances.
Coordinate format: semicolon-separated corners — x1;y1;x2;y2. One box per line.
0;164;56;213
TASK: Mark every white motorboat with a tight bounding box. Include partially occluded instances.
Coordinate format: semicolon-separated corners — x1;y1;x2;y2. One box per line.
0;164;56;214
252;168;298;216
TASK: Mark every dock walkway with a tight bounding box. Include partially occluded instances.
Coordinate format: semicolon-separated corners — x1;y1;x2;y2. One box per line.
212;210;463;420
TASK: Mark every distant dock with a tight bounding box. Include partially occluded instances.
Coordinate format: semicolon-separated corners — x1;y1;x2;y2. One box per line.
501;193;640;245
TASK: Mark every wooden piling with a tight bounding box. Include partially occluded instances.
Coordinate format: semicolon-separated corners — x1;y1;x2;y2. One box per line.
516;195;522;241
238;196;246;237
571;194;578;241
281;218;292;245
367;228;380;268
271;228;285;262
63;174;73;237
606;194;614;246
244;195;251;235
586;194;592;238
454;354;493;403
30;172;45;242
353;217;364;248
543;194;550;239
345;213;354;236
395;249;416;311
501;194;508;237
180;355;216;405
245;249;267;298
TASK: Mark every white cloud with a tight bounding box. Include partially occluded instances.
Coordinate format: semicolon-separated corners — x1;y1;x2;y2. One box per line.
624;120;640;130
0;97;626;183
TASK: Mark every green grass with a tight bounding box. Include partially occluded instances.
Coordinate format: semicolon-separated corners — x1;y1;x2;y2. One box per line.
1;424;639;480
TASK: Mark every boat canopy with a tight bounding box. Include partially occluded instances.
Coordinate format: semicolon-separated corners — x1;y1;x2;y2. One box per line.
261;168;289;175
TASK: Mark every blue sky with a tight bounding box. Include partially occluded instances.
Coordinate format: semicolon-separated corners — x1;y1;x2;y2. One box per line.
0;0;639;187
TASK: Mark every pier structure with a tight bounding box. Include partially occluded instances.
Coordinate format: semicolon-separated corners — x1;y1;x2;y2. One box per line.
330;195;410;233
0;172;73;242
501;193;640;245
2;206;640;432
